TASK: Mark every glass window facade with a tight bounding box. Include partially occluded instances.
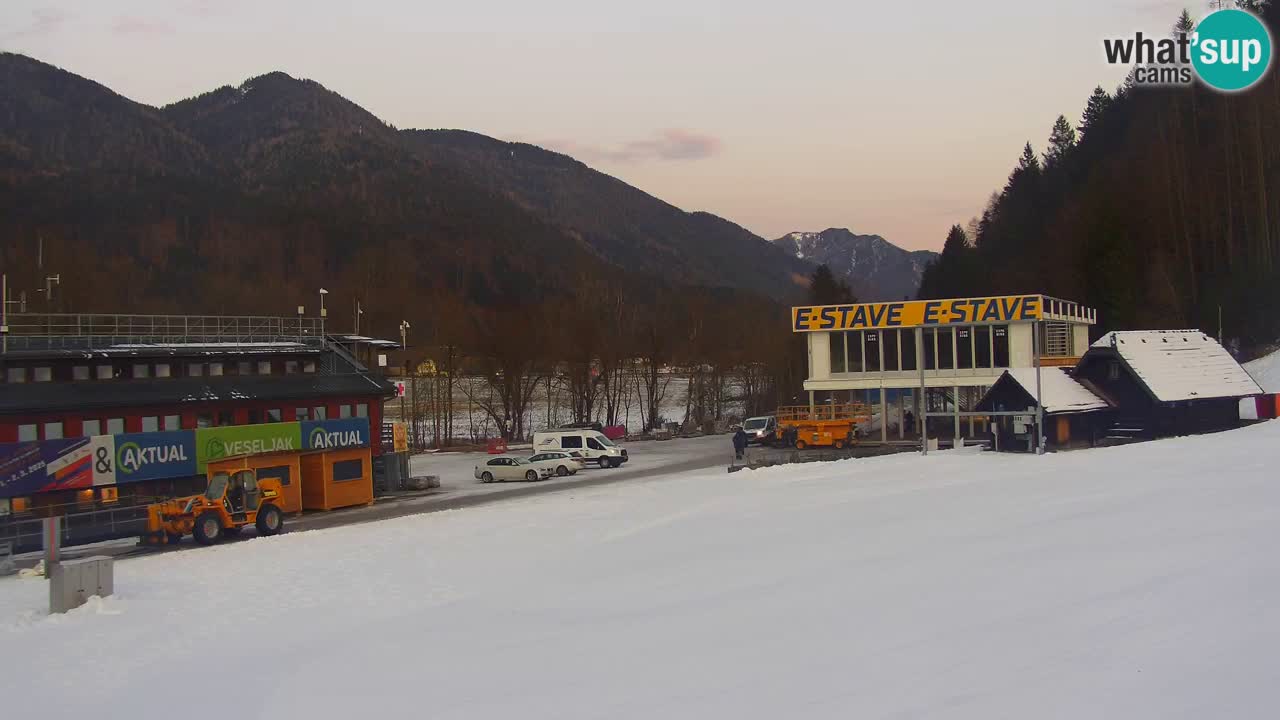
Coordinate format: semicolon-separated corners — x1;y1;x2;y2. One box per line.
956;327;973;370
829;332;846;374
993;325;1010;367
883;330;900;372
865;331;881;372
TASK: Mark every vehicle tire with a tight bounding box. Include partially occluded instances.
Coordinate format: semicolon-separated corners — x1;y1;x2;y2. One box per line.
525;470;539;482
834;438;846;450
193;511;223;546
165;532;183;545
795;439;808;451
255;504;283;536
481;471;494;484
556;465;569;477
598;457;611;469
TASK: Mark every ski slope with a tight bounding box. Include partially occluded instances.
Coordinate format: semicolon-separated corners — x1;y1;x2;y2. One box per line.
3;422;1280;719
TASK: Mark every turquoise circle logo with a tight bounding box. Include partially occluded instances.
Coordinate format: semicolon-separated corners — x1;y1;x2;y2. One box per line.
1192;9;1272;92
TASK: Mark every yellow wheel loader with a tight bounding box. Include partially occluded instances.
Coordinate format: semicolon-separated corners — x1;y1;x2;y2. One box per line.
145;469;286;546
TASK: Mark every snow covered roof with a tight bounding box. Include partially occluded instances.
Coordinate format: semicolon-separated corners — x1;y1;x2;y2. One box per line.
996;367;1110;414
1091;330;1264;402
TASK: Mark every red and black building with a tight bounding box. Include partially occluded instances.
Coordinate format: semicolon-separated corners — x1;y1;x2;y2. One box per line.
0;313;398;511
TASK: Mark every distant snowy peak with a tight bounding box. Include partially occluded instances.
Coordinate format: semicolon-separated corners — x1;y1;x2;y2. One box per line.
773;228;939;302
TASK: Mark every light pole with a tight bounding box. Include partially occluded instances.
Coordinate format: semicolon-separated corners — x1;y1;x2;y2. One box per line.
318;288;329;340
44;275;60;336
399;320;411;436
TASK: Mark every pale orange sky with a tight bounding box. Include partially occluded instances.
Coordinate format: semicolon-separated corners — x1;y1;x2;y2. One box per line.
1;0;1196;250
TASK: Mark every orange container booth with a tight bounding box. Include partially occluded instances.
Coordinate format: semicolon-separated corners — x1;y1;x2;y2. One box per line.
299;447;374;511
206;453;303;514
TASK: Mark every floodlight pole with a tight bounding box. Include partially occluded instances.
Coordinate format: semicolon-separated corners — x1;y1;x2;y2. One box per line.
918;326;927;456
1033;320;1045;455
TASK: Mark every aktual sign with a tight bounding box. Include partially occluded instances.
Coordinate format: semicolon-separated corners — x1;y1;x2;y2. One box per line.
792;295;1042;333
303;418;370;451
112;431;196;483
196;423;302;470
0;419;379;497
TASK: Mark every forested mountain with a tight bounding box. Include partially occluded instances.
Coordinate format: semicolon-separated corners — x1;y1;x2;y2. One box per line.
0;52;810;333
403;130;814;299
773;229;937;301
919;3;1280;353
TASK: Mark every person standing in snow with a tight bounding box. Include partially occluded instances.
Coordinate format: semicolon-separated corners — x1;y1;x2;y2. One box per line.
732;427;748;460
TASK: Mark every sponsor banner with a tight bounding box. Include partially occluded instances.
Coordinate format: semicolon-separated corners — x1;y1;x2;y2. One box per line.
196;423;302;470
792;295;1043;333
0;438;93;497
303;418;371;452
112;431;196;483
91;435;116;487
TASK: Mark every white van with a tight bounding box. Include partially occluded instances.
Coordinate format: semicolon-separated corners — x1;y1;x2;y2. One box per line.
532;430;628;468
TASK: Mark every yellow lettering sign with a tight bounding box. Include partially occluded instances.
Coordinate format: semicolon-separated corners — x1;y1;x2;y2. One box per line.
791;295;1043;332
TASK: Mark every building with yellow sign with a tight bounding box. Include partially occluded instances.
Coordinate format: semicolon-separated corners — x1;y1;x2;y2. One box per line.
792;295;1097;444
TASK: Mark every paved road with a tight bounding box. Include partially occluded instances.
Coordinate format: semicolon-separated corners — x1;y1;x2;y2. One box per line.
294;435;729;532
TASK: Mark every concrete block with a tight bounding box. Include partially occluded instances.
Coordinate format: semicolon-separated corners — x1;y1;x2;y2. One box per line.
49;555;114;614
405;475;440;490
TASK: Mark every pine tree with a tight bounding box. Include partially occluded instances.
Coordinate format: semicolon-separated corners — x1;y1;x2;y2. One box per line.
1044;115;1077;168
941;224;970;258
1079;87;1111;140
1017;142;1040;173
808;264;855;305
1174;9;1193;34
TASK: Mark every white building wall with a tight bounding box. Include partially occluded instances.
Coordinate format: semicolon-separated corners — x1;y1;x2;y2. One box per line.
1072;324;1090;356
1009;324;1034;368
811;332;831;380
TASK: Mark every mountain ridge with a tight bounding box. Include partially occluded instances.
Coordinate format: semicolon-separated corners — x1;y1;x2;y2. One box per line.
0;53;812;321
773;228;937;301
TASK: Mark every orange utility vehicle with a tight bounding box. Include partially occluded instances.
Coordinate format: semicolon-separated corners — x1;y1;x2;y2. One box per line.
145;468;286;546
144;447;373;546
775;402;873;450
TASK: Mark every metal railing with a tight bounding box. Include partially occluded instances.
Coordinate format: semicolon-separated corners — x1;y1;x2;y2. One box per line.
0;498;166;553
2;313;326;352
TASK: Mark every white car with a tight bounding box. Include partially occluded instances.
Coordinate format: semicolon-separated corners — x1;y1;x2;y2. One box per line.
527;451;586;477
474;456;553;483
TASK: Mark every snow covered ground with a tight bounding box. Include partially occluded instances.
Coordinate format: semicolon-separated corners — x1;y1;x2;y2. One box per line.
1239;348;1278;419
1245;347;1280;392
3;421;1280;718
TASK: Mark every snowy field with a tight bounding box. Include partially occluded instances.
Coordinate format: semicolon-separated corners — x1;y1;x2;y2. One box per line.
1246;348;1280;392
3;421;1280;718
1239;348;1278;419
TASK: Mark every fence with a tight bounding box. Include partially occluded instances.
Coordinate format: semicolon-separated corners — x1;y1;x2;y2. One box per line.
2;313;326;352
0;496;168;553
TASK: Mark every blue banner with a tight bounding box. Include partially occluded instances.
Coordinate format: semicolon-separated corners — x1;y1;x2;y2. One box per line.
302;418;370;451
0;439;93;497
0;419;372;498
112;431;197;483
